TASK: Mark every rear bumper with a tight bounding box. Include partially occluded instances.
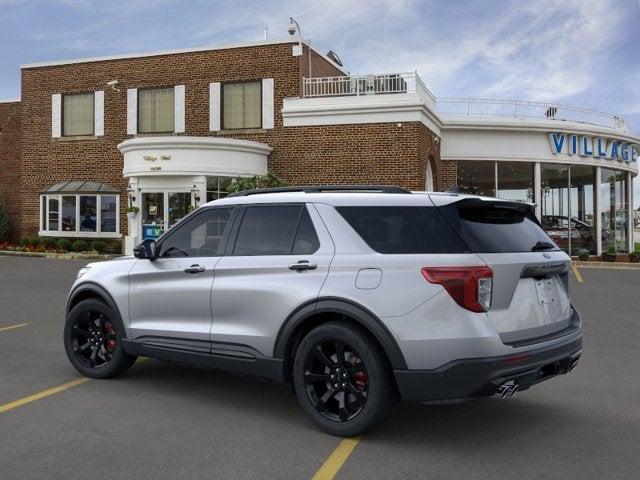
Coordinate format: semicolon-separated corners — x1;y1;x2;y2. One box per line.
394;334;582;402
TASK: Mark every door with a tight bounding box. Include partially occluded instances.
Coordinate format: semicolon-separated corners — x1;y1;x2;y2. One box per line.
128;207;236;345
211;204;334;357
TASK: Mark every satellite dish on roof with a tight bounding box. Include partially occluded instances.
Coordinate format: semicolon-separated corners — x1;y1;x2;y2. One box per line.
326;50;344;67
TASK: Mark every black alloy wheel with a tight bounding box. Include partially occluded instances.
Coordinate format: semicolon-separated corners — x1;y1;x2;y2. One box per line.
304;340;369;422
64;299;137;379
70;310;117;369
293;321;394;436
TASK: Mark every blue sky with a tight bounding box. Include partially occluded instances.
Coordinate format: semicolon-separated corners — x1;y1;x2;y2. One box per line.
1;0;639;201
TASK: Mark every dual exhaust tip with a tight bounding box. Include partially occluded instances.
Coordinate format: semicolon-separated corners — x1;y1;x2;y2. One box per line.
496;382;519;399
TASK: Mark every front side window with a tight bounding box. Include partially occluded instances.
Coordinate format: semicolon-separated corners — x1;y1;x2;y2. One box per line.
223;81;261;130
233;205;301;255
63;92;94;136
159;207;234;258
138;87;175;133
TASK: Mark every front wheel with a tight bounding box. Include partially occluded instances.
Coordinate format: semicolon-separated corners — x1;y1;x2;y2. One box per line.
63;299;137;379
293;321;394;436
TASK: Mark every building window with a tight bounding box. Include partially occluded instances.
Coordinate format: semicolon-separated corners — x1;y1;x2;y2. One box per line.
40;194;119;237
138;87;175;133
601;168;629;253
569;165;596;255
456;161;496;197
497;162;534;203
206;176;232;202
223;81;261;130
62;92;94;136
541;164;570;253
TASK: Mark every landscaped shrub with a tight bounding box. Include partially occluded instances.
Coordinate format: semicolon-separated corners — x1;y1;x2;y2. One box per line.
106;239;122;254
90;240;106;253
0;195;9;242
57;238;73;252
19;237;30;247
27;236;41;247
72;239;89;252
226;172;287;194
40;237;57;249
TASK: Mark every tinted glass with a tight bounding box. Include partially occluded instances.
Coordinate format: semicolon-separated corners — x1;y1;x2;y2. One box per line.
457;161;495;197
159;208;233;257
293;207;320;255
62;196;76;232
100;195;117;233
234;206;301;256
440;199;557;253
337;206;468;254
79;196;97;232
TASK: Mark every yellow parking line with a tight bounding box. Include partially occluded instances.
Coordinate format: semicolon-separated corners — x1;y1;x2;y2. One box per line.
312;436;362;480
0;377;90;414
572;265;584;283
0;323;28;333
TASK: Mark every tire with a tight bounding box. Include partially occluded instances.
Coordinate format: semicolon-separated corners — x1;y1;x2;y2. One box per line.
63;298;137;379
293;321;394;436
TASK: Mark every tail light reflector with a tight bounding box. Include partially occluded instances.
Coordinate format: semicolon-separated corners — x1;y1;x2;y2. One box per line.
421;266;493;313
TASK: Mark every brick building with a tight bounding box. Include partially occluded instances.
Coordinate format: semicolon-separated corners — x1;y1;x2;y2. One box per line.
0;38;638;255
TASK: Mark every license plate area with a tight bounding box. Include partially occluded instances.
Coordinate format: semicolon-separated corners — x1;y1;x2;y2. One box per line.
534;279;556;304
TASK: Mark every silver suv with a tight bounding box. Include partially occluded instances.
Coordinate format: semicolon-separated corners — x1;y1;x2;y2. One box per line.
64;186;582;436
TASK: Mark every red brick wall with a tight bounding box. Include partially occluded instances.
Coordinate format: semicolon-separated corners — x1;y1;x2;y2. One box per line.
0;101;21;241
16;41;443;239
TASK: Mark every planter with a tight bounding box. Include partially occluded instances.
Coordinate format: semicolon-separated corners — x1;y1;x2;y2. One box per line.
127;212;137;220
602;253;617;262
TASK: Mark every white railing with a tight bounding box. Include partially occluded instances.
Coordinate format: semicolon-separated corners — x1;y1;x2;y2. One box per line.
436;97;627;131
303;72;436;103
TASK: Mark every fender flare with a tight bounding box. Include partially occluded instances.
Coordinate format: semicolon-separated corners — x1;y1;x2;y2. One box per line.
273;297;408;370
66;282;123;325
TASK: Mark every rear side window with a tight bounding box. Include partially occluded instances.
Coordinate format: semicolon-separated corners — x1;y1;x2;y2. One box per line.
439;199;558;253
232;205;320;256
337;206;468;254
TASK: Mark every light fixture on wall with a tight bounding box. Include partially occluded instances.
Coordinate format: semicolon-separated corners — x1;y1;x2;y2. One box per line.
191;184;201;204
126;185;136;204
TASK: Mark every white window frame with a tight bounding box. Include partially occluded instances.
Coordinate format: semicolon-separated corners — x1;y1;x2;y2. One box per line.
39;194;121;238
52;91;104;138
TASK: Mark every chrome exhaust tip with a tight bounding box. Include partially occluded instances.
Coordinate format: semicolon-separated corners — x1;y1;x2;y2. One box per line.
496;382;519;399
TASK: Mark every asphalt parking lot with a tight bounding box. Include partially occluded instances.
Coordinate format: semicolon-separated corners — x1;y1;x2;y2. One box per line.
1;256;639;479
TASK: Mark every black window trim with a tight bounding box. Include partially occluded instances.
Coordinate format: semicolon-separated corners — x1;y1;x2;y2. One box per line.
61;91;95;137
220;79;263;131
226;203;320;257
155;205;239;258
136;85;176;134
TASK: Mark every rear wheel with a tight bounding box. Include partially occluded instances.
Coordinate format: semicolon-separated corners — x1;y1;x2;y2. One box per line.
63;299;137;379
293;321;394;436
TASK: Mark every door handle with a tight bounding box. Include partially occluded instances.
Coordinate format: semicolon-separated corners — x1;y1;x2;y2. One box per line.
184;264;205;274
289;260;318;272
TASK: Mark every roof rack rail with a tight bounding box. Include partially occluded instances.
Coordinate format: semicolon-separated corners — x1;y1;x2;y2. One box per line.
228;185;412;197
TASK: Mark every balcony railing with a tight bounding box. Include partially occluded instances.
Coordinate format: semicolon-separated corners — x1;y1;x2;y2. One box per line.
436;97;627;131
303;72;436;104
301;74;628;131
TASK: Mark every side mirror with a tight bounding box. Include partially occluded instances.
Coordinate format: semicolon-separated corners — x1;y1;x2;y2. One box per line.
133;239;158;260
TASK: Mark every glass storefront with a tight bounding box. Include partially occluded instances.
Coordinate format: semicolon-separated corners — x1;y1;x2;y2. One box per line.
457;161;495;197
600;168;628;253
497;162;534;203
569;165;596;254
540;164;570;252
456;160;632;255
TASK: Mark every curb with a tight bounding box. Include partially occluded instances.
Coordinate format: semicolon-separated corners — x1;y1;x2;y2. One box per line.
0;250;121;260
573;261;640;269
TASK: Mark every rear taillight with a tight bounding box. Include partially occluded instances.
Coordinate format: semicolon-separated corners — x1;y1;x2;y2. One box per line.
421;266;493;313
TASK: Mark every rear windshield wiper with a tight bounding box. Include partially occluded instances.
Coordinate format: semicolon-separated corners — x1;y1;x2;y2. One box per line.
531;241;555;251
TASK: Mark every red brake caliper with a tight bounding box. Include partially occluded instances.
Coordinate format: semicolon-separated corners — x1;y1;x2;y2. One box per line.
353;370;368;390
104;321;116;353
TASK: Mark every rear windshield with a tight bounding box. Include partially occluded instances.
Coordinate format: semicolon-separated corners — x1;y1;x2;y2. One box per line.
438;199;559;253
336;206;468;254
